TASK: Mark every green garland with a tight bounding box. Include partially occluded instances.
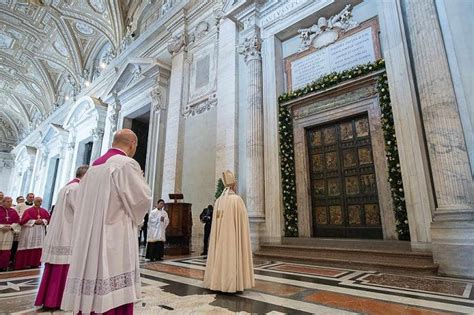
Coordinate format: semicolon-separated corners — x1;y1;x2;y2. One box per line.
278;59;410;240
377;74;410;240
215;178;225;200
279;105;298;236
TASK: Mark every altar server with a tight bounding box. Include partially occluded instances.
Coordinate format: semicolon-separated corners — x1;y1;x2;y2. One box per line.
35;165;89;310
61;129;152;314
146;199;169;261
14;197;50;270
203;170;254;293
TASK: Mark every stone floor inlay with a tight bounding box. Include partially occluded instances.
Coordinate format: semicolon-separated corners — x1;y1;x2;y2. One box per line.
0;256;473;314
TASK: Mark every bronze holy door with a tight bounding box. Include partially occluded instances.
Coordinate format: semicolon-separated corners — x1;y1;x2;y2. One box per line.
307;114;383;239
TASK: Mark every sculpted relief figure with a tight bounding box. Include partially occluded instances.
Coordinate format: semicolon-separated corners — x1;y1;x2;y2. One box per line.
297;4;359;51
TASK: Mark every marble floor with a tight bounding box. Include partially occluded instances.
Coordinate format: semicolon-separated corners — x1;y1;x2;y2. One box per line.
0;255;473;314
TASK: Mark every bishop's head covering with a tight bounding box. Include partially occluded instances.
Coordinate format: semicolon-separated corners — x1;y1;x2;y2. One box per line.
222;170;236;187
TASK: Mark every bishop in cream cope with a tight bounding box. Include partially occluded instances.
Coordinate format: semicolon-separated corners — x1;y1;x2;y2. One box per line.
203;170;255;292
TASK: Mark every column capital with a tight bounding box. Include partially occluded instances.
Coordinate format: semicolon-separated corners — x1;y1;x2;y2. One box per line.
91;128;104;141
238;29;262;63
167;32;187;56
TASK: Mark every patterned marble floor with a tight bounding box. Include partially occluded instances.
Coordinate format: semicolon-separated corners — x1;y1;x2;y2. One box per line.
0;255;473;314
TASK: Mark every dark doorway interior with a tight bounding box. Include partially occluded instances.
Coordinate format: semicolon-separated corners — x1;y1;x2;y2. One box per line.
44;157;60;210
130;112;150;171
83;141;93;165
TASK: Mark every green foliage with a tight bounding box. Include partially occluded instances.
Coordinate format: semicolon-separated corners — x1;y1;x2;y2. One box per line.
377;74;410;240
215;178;225;200
278;59;410;239
279;105;298;237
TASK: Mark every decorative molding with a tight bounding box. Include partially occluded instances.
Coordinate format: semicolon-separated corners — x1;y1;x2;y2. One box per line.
167;32;187;56
297;4;358;52
161;0;174;16
109;91;122;132
190;21;209;43
91;128;104;141
183;93;217;118
150;86;166;112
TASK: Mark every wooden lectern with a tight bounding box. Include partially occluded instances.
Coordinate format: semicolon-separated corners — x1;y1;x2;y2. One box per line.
165;193;192;255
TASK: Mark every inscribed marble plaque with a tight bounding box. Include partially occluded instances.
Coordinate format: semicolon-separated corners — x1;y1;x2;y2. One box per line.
195;55;210;89
290;27;375;90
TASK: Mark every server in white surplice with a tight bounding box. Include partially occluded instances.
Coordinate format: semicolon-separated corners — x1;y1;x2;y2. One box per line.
146;199;169;261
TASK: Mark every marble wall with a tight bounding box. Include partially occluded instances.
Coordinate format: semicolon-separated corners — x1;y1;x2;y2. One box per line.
181;107;217;253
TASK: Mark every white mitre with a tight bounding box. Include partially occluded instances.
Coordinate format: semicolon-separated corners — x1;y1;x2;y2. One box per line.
222;170;236;187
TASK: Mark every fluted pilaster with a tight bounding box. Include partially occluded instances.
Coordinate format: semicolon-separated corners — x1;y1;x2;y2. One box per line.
402;0;474;278
239;31;265;219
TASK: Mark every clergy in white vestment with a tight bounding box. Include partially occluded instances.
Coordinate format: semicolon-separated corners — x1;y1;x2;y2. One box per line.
14;197;50;270
145;199;169;261
0;197;20;271
61;129;152;315
203;170;255;293
35;165;89;310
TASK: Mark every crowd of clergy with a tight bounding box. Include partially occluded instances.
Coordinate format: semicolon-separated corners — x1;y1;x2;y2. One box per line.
0;192;51;271
0;128;254;314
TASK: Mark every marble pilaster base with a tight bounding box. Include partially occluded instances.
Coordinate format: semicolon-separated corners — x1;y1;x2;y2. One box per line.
431;220;474;279
249;217;265;252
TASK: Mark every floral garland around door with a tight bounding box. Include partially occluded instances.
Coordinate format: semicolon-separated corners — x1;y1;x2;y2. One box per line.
278;59;410;240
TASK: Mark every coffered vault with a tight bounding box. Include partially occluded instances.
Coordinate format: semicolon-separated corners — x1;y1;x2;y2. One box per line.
0;0;150;151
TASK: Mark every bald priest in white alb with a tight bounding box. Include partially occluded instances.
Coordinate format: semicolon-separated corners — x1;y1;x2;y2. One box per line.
61;129;152;314
203;170;255;293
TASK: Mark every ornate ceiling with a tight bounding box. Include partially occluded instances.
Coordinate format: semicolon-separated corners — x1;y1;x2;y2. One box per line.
0;0;143;151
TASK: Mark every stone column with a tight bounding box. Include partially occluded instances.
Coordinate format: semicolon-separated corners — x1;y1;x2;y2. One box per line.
261;34;285;242
401;0;474;277
148;70;170;203
90;128;104;162
215;17;238;179
239;28;265;220
161;32;187;199
377;0;435;250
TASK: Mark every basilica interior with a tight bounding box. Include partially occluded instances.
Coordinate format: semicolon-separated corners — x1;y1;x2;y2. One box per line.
0;0;473;314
